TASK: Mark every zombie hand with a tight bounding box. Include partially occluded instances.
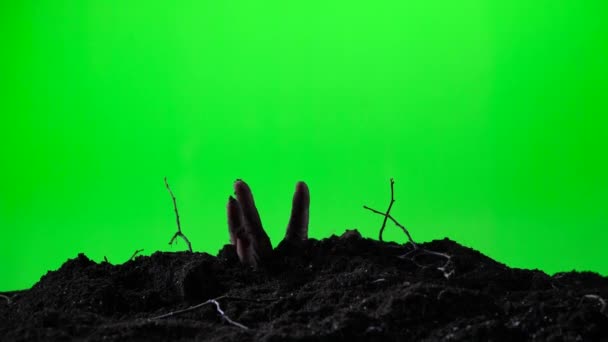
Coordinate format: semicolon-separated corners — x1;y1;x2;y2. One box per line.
227;180;310;268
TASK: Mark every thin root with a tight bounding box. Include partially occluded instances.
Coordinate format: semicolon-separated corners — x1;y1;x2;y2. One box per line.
147;295;283;330
148;295;249;330
0;294;11;305
371;278;387;284
402;248;455;279
582;294;607;314
208;299;250;330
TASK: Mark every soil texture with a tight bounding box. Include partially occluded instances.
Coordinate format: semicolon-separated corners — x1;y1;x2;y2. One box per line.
1;230;607;341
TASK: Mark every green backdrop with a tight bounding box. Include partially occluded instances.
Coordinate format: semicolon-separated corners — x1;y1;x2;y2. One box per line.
1;0;607;291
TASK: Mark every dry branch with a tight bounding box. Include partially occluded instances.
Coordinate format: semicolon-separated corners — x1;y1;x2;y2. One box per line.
129;249;144;261
365;178;455;279
363;178;417;247
164;177;193;252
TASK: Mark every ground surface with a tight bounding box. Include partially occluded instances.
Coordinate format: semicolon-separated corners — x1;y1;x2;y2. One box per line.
1;231;607;341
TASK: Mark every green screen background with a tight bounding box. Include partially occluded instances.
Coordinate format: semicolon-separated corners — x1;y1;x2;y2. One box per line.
1;0;607;291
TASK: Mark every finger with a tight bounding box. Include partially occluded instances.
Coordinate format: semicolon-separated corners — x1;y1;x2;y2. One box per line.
233;180;273;266
227;197;259;266
237;236;264;268
285;181;310;242
235;236;252;265
227;196;243;245
234;180;266;238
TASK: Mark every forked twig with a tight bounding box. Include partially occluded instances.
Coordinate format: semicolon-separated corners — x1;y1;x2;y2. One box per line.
164;177;193;252
363;178;417;247
365;178;454;279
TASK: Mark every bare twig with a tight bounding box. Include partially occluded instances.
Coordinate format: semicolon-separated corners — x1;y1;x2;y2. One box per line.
129;249;144;261
365;178;454;279
164;177;193;252
377;178;394;242
103;256;110;263
0;294;11;305
149;295;249;330
363;206;417;247
363;178;417;247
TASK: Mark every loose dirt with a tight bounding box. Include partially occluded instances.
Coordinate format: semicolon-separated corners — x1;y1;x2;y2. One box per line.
1;231;606;341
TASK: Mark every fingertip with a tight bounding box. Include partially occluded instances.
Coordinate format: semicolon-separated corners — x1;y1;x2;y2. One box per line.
294;181;310;205
227;196;243;245
285;180;310;242
234;179;251;196
227;196;239;211
295;181;309;195
227;196;240;215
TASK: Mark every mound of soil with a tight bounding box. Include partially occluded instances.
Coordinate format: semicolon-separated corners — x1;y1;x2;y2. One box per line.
1;231;607;341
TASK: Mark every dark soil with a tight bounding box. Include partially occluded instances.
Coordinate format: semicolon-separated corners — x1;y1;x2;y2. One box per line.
1;231;607;341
